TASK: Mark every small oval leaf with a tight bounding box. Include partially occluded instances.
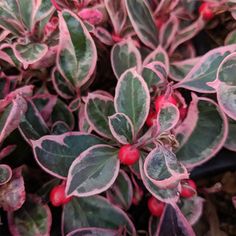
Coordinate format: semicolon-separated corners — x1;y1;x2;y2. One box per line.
57;10;97;88
66;144;120;197
144;146;189;188
106;170;133;210
85;93;115;139
125;0;158;49
114;69;150;135
62;195;136;235
0;164;12;185
111;39;142;79
175;95;228;169
8;195;52;236
32;132;105;178
108;113;134;144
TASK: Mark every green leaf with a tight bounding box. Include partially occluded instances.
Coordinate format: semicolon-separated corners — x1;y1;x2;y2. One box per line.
62;195;136;235
106;170;133;210
32;132;105;178
225;118;236;151
51;98;74;130
157;103;180;133
108;113;134;144
0;164;12;185
13;42;48;66
0;95;27;144
111;39;142;79
85;93;115;139
174;45;236;93
139;153;180;203
179;196;204;226
142;62;166;90
144;146;188;188
175;95;228;168
66;145;119;197
19;99;49;141
114;69;150;135
125;0;158;49
52;69;75;99
8;195;52;236
0;168;25;211
67;228;120;236
57;10;97;88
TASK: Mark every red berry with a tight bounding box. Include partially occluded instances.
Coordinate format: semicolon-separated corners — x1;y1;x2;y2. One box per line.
118;144;140;165
154;95;178;113
50;185;72;207
146;111;157;127
180;179;197;198
148;196;165;217
179;106;187;120
199;3;214;21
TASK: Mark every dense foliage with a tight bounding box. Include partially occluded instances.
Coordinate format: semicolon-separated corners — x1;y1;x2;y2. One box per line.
0;0;236;235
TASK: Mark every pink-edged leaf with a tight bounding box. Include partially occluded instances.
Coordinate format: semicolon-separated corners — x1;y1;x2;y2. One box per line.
57;10;97;88
8;194;52;236
159;14;178;49
174;44;236;93
108;113;134;144
156;203;195;236
179;196;204;226
0;1;24;36
32;94;57;123
169;17;205;54
66;144;119;197
144;145;189;189
85;93;115;139
143;46;169;74
142;62;167;90
148;216;160;236
67;227;120;236
0;85;33;112
225;29;236;45
125;0;158;49
106;170;133;210
114;69;150;135
175;94;228;169
0;167;25;211
13;42;48;68
62;195;136;236
78;8;103;25
32;132;105;179
105;0;127;34
18;99;49;142
169;57;200;82
51;98;75;130
224;118;236;151
0;95;27;144
157;102;180;133
213;52;236;120
111;38;142;79
69;98;81;112
78;103;92;133
0;164;12;185
0;144;16;161
51;120;70;135
0;49;16;66
93;27;113;46
154;0;179;14
52;68;75;99
139;153;180;203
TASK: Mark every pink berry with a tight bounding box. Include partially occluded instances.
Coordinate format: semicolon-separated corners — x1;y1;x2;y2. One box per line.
148;196;165;217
